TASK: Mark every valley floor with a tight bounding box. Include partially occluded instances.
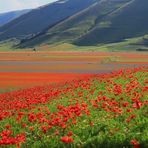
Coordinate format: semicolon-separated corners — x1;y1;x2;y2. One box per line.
0;51;148;93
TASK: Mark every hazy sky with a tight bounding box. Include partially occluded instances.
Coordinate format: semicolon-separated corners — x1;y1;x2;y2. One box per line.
0;0;58;13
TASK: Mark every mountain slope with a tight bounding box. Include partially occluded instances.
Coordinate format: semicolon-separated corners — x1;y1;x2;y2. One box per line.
0;9;30;27
76;0;148;45
19;0;148;47
0;0;97;41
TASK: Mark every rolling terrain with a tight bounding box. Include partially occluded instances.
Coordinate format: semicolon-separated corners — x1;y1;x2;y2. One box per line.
0;0;148;49
0;34;147;52
0;0;97;41
18;0;148;47
0;0;147;50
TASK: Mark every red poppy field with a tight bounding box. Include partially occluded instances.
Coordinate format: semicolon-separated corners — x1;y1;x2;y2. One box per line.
0;51;148;148
0;52;148;92
0;66;148;148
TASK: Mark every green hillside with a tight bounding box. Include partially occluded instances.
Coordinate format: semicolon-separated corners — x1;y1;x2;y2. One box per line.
0;0;97;41
76;0;148;45
0;0;148;49
0;34;147;52
19;0;148;47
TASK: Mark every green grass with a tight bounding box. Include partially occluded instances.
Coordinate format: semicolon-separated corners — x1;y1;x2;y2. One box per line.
26;35;148;52
0;88;20;94
96;35;148;52
0;41;14;51
0;35;148;52
0;67;147;147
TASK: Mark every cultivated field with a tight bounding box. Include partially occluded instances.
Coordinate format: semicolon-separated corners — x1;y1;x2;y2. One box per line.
0;51;148;93
0;50;148;148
